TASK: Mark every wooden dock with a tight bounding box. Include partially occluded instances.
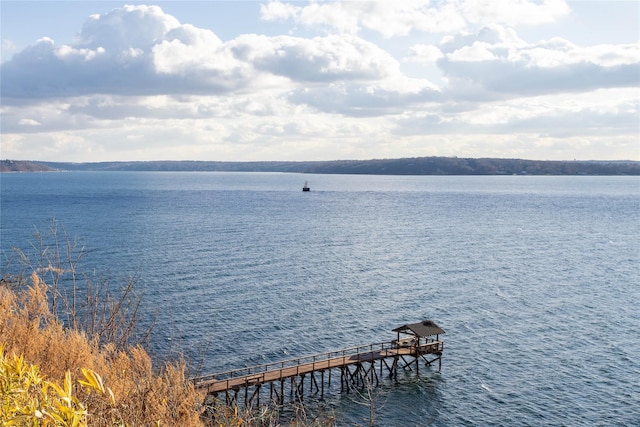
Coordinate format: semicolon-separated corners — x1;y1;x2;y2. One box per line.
192;320;444;407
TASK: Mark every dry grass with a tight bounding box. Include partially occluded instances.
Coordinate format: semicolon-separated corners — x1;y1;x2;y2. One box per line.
0;272;203;426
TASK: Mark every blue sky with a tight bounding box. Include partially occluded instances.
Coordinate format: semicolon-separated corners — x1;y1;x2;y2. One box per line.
1;1;638;162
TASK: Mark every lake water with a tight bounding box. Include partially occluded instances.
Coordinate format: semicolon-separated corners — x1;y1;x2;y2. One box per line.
1;172;639;426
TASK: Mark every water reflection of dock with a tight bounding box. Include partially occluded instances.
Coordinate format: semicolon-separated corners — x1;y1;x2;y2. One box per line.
192;320;444;407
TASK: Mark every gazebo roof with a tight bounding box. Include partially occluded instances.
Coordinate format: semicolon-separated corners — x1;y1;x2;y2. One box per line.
392;320;445;337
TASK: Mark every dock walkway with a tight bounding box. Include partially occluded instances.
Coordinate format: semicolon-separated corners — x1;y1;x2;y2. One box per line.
193;339;443;406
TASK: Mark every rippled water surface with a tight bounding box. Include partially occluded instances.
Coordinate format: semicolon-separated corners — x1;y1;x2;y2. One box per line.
2;172;639;425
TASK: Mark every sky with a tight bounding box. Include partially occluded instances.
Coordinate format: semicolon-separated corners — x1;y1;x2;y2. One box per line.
1;1;639;162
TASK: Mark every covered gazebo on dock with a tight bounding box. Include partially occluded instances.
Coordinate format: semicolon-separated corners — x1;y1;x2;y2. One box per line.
392;320;445;348
389;320;445;372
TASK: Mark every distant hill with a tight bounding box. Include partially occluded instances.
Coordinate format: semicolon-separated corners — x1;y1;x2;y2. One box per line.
0;160;57;172
3;157;639;175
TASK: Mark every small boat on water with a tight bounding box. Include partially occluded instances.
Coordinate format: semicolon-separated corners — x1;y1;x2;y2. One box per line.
302;181;310;192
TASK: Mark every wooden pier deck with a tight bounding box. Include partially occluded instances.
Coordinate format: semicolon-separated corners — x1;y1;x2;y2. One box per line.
193;339;443;406
192;320;445;407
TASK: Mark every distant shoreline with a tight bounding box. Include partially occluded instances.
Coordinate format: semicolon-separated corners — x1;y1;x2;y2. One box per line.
2;157;639;175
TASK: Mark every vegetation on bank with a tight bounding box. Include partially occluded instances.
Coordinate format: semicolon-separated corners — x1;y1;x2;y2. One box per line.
0;226;336;426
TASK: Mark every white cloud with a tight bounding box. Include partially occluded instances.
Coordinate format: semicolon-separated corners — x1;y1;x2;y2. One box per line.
78;5;181;51
152;24;236;79
260;0;299;21
55;45;106;61
262;1;361;34
514;40;640;68
261;0;466;36
1;7;410;100
447;42;498;61
289;76;442;117
18;118;41;126
230;33;399;82
393;88;638;137
438;26;639;97
260;0;569;37
461;0;570;26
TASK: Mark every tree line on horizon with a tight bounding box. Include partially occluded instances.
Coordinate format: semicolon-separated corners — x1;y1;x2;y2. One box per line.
2;157;639;175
